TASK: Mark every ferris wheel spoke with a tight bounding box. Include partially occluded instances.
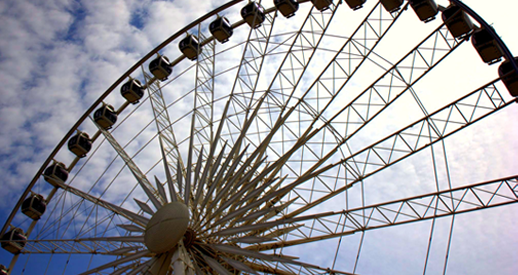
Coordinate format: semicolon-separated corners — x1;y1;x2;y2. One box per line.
116;224;144;233
264;22;461;201
286;2;405;111
77;249;150;275
200;253;232;275
323;24;464;139
220;256;258;274
21;237;146;255
211;156;270;214
154;175;168;204
221;3;277;141
211;243;296;264
197;95;276;216
253;0;340;111
108;264;134;275
185;145;205;208
197;164;276;231
245;258;358;275
278;25;466;213
144;250;174;275
83;236;145;243
262;1;406;151
97;126;164;209
236;2;344;176
134;199;155;215
159;136;178;203
49;180;149;227
126;260;153;275
290;23;463;183
209;179;289;227
192;30;216;149
227;4;408;212
288;26;464;211
285;79;512;217
244;175;518;251
235;3;403;182
144;68;186;177
191;144;216;219
197;149;265;229
205;145;257;211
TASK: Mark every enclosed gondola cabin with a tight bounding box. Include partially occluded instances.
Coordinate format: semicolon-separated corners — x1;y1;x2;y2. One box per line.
498;57;518;97
68;131;92;158
241;2;266;29
121;79;144;104
209;16;233;43
409;0;438;23
94;104;118;130
471;28;503;64
43;162;68;186
1;228;27;254
274;0;299;18
345;0;366;10
22;194;47;220
380;0;403;13
149;55;172;81
441;5;474;39
179;35;202;61
311;0;333;11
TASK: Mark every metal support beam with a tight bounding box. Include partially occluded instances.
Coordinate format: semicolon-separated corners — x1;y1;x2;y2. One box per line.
242;175;518;250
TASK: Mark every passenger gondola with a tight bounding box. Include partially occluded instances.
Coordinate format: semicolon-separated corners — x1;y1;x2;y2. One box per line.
409;0;438;23
121;79;144;104
442;5;474;39
344;0;366;10
241;2;266;29
311;0;333;11
0;265;7;275
94;104;118;130
149;55;172;81
274;0;299;18
43;162;68;186
179;35;202;61
68;131;92;158
498;57;518;97
471;27;503;64
209;16;233;43
380;0;403;13
1;228;27;254
22;194;47;220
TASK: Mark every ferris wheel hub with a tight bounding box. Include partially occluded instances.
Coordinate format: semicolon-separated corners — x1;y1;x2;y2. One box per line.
144;202;190;253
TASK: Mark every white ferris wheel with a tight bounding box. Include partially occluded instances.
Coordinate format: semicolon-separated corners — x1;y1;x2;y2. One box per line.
1;0;518;274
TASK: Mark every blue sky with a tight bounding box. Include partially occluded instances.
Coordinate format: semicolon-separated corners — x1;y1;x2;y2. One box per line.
0;0;517;274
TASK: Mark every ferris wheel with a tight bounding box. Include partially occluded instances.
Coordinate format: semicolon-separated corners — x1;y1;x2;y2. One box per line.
1;0;517;274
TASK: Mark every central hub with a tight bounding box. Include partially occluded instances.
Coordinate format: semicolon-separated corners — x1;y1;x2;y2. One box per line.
183;228;197;248
144;202;190;253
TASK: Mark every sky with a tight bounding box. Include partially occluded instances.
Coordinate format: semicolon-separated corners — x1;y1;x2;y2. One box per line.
0;0;517;274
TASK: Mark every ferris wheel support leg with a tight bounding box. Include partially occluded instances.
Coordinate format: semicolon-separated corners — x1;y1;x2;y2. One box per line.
148;252;173;275
171;241;192;275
